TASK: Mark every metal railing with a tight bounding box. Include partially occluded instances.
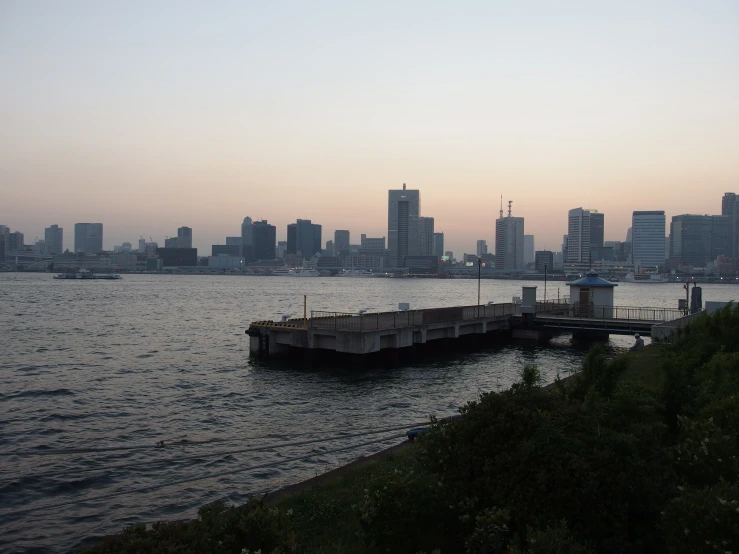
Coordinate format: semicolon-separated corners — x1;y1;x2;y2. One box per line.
310;303;517;332
569;304;684;322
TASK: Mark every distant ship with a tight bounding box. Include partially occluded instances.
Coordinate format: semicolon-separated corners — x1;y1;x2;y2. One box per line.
336;269;376;278
54;270;121;280
624;273;669;283
270;267;320;277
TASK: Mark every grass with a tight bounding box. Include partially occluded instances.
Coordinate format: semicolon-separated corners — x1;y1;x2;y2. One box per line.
618;344;665;392
271;447;421;554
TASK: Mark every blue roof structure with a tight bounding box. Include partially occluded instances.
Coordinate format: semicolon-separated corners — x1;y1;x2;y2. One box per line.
567;271;617;288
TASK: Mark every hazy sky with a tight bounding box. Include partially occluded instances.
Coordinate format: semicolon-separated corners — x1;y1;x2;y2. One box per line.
1;0;738;255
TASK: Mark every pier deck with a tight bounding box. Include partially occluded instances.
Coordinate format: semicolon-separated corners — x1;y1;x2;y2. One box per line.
246;302;687;359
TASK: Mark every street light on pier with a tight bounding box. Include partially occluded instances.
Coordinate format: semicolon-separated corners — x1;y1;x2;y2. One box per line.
544;263;548;303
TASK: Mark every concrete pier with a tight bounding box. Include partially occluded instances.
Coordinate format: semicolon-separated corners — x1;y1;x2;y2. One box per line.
246;301;687;360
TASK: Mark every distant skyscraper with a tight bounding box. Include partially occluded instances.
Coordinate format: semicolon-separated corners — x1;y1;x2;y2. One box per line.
325;240;334;256
74;223;103;254
590;212;604;247
524;235;535;265
433;232;444;257
388;184;420;267
476;240;488;257
360;235;385;250
226;236;242;246
177;226;192;249
334;230;350;252
495;201;524;271
252;220;276;261
241;217;253;260
534;251;554;273
632;211;666;269
287;219;322;259
567;208;593;263
7;231;24;252
722;192;738;257
276;241;287;259
669;214;731;268
165;237;178;248
418;217;434;256
44;224;63;254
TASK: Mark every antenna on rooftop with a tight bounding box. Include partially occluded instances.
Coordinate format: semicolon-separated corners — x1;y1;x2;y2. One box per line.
499;194;503;219
508;200;513;217
402;183;406;190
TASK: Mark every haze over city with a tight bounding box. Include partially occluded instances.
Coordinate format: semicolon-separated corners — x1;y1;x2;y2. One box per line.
1;1;738;255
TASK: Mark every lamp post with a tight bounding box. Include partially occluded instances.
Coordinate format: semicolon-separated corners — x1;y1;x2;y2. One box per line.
477;257;482;317
544;263;548;303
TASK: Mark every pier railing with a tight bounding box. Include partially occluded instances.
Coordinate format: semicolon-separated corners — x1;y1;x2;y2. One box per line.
571;304;684;322
310;302;517;332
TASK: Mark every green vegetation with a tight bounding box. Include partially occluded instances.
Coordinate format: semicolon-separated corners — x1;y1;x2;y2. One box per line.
81;305;739;554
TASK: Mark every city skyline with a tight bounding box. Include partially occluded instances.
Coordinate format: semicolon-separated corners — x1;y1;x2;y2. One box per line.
2;2;738;256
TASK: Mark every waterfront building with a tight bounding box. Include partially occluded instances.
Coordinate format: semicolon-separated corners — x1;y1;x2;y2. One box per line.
562;235;568;264
212;244;241;257
360;235;385;250
164;237;178;248
0;236;4;262
34;240;48;255
403;255;439;274
287;219;322;259
226;236;242;246
476;240;488;257
534;250;554;273
156;247;198;267
208;254;245;269
121;242;132;252
669;214;732;268
433;232;444;257
524;235;534;265
722;192;738;257
334;230;350;252
7;231;24;252
252;220;276;261
44;224;63;254
74;223;103;254
325;240;334;256
495;201;524;271
388;183;420;267
241;216;253;260
590;212;604;248
418;216;435;256
177;227;192;249
276;240;287;259
567;208;593;263
344;253;385;269
590;246;615;262
632;211;666;270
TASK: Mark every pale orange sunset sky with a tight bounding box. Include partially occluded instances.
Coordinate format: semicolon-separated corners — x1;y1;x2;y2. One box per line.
1;1;738;255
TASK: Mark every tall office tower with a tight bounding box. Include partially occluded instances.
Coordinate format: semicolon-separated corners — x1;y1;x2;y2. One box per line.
476;240;488;257
388;183;420;267
524;235;535;265
495;201;525;271
722;192;738;257
0;225;8;237
44;225;64;254
562;235;568;263
74;223;103;254
334;230;350;252
567;208;592;263
252;220;276;261
241;217;253;260
632;211;666;270
590;212;604;248
287;219;322;259
433;232;444;257
177;226;192;248
7;231;24;252
669;214;732;268
325;240;334;256
418;216;434;255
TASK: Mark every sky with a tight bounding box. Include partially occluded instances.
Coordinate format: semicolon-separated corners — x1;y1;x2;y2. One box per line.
1;0;738;256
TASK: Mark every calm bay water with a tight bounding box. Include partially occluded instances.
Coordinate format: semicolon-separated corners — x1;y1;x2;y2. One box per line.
0;273;735;553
